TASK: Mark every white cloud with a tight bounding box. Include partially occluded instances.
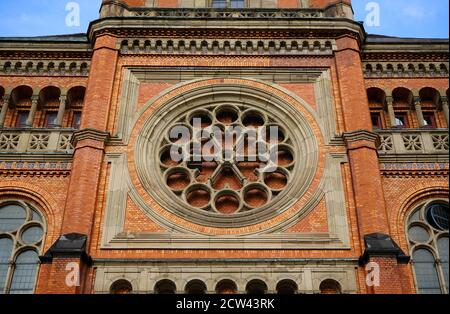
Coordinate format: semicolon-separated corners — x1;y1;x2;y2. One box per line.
401;4;427;18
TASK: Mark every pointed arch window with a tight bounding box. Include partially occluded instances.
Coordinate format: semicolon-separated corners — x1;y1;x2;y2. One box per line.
0;201;45;294
407;200;449;294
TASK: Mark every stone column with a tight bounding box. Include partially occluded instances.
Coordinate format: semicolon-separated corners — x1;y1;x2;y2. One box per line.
26;95;39;127
55;95;67;127
385;96;396;128
441;96;449;127
0;94;10;128
414;96;425;128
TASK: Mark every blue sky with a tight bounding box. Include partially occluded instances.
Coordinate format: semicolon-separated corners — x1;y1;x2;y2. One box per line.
0;0;448;38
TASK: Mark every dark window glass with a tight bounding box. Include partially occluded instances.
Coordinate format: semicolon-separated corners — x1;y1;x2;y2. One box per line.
72;112;81;129
426;203;449;231
395;113;408;128
438;237;449;292
45;112;58;127
16;111;29;127
423;113;437;128
9;250;39;294
371;113;382;129
0;238;13;292
0;202;44;294
413;249;441;294
0;205;26;233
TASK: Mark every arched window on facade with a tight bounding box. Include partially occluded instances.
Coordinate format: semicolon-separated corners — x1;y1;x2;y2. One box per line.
392;87;414;128
110;279;133;294
10;85;33;128
185;279;207;294
67;86;85;129
276;279;298;294
154;279;177;294
245;279;268;295
319;279;342;294
367;87;386;130
0;200;45;294
39;86;61;128
419;87;441;129
215;279;238;294
407;200;449;294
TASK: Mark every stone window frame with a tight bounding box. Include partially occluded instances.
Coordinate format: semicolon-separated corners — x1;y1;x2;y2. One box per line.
406;198;449;294
0;199;46;294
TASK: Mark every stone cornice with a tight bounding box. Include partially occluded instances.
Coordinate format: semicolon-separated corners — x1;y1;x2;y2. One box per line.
87;17;365;44
0;42;91;56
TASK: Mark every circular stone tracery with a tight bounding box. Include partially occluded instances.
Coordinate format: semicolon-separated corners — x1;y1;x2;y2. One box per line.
159;104;294;215
135;83;319;228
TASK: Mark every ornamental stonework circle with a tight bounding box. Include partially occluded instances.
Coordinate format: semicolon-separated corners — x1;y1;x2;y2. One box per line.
135;83;319;227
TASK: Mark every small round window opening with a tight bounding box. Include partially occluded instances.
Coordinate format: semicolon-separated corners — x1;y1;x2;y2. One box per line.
426;203;449;231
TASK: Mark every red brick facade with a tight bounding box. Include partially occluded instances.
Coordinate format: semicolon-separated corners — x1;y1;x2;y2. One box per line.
0;0;448;294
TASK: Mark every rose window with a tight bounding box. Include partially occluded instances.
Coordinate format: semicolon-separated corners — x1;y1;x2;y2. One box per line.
159;104;295;215
135;86;318;227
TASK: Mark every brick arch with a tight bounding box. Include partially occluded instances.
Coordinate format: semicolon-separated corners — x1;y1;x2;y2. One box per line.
0;184;60;250
394;186;449;250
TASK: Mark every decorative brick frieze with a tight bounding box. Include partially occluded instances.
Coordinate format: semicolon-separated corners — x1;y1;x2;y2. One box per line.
0;161;71;177
119;38;337;56
0;59;90;76
380;162;449;178
363;61;449;78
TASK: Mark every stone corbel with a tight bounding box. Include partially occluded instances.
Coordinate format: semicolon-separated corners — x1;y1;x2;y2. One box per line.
71;128;111;150
343;130;380;151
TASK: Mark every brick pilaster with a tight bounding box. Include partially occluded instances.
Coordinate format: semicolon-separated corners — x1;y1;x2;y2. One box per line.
335;35;390;237
45;35;118;294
